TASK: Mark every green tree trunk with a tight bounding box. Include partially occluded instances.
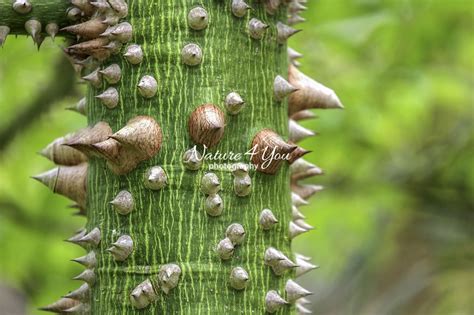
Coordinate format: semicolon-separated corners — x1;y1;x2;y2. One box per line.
1;1;333;314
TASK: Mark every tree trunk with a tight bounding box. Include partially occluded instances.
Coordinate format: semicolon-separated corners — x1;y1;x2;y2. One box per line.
1;0;338;314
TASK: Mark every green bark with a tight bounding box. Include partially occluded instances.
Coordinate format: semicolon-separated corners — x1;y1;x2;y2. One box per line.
88;1;292;314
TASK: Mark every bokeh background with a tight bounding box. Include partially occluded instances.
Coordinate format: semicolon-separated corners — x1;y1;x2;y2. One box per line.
0;0;472;314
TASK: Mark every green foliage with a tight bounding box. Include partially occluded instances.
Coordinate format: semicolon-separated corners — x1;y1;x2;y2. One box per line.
0;0;472;314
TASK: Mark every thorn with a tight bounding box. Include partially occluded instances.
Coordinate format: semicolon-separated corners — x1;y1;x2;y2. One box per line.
110;190;134;215
73;269;96;286
231;0;251;18
201;173;220;195
124;44;143;64
205;194;224;217
12;0;32;14
188;104;225;148
265;290;288;313
225;92;245;115
188;6;209;30
95;87;119;108
217;237;234;260
77;227;101;247
288;64;344;115
99;63;122;84
107;235;133;261
45;23;58;41
137;75;158;98
182;146;202;170
63;283;90;302
230;267;249;290
289;119;315;142
259;208;278;230
157;263;181;294
0;26;10;47
181;43;203;66
248;18;268;39
226;223;245;245
286;279;313;303
72;251;97;268
274;75;298;101
276;21;301;44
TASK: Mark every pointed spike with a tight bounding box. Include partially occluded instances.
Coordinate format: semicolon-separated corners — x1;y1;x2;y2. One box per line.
272;257;298;276
73;269;96;286
182;146;203;170
286;279;313;303
63;283;90;301
107;0;128;18
294;219;314;231
110;190;134;215
289;64;344;115
292;205;306;220
288;47;303;61
289;119;316;142
25;19;42;45
226;223;245;245
296;303;312;314
38;298;79;313
290;158;323;178
39;133;87;166
264;247;288;266
102;40;123;55
201;172;221;195
100;22;132;42
231;0;251;18
32;164;87;208
107;235;133;261
124;44;143;64
0;26;10;47
251;129;297;174
45;23;58;40
296;256;319;277
181;43;203;66
292;192;309;206
248;18;268;39
82;68;102;88
143;166;167;190
277;21;301;44
12;0;32;14
99;63;121;84
225;92;245;115
130;279;157;309
157;263;181;294
72;251;96;268
292;184;324;200
61;18;108;39
66;97;87;116
63;302;90;314
265;290;289;313
274;75;298;101
66;7;82;22
287;144;311;164
291;110;317;121
217;237;234;260
78;227;101;247
289;221;311;239
188;6;209;30
288;14;306;25
233;174;251;197
188;104;226;147
137;75;158;98
230;267;249;290
109;116;162;159
259;208;278;230
96;87;119;108
205;194;224;217
65;122;113;156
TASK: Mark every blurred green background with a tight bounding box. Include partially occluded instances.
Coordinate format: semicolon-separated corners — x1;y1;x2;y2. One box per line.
0;0;472;314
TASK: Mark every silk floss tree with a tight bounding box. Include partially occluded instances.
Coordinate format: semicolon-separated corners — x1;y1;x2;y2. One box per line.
0;0;343;313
